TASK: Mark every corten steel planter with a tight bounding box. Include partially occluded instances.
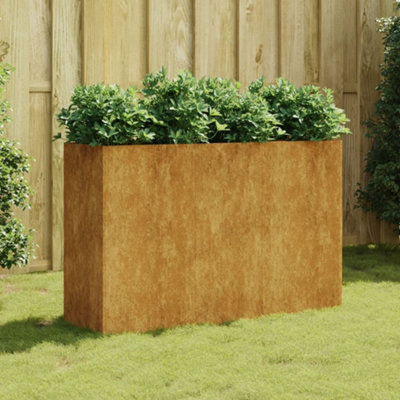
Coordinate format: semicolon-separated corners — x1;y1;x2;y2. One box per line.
64;141;342;333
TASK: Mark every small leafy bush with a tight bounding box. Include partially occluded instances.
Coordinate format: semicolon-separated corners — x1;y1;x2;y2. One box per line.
140;69;283;144
140;69;211;144
0;63;33;269
56;85;155;145
57;69;350;146
356;9;400;230
249;78;350;140
194;75;285;143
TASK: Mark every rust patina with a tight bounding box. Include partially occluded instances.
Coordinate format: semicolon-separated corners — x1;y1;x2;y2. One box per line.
64;141;342;333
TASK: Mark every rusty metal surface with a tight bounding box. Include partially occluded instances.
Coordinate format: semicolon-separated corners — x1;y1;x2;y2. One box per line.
64;141;342;333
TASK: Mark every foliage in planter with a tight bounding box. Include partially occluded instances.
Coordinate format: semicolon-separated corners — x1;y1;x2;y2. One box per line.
355;8;400;230
0;63;33;269
56;85;156;146
56;69;350;146
140;69;213;144
140;68;284;144
249;78;350;141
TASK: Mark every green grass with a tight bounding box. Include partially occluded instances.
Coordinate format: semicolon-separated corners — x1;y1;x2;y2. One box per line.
1;245;400;399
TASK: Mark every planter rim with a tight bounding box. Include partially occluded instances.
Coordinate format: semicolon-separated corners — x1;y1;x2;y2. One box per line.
64;139;341;150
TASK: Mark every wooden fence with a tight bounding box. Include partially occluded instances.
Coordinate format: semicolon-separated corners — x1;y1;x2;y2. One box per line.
0;0;398;272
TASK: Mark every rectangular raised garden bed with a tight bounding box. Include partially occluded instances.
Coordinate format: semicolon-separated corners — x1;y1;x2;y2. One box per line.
64;141;342;333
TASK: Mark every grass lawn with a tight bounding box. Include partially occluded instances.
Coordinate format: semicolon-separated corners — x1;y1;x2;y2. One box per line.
1;245;400;399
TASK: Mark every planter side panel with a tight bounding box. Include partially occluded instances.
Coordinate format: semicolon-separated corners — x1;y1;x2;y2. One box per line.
102;145;198;333
64;144;103;332
263;141;342;313
100;142;342;333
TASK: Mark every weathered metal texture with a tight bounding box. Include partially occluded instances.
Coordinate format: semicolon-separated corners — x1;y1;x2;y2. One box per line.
64;141;342;333
64;144;103;331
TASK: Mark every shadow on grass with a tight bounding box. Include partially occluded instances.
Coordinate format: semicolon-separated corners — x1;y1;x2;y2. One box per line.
343;244;400;285
143;319;241;338
0;316;102;354
145;327;168;337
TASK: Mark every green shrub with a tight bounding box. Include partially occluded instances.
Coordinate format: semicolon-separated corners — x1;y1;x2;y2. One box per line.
140;69;211;144
249;78;350;140
0;64;33;269
355;10;400;230
57;69;350;146
140;68;283;144
56;84;155;145
195;75;285;143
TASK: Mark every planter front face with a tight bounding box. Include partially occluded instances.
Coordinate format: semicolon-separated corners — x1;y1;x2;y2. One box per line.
64;141;342;333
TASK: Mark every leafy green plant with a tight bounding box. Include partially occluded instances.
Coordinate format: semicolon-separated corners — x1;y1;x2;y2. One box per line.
140;69;211;144
249;77;350;141
140;69;283;144
356;8;400;230
195;75;285;143
0;63;33;269
56;69;350;146
56;84;156;146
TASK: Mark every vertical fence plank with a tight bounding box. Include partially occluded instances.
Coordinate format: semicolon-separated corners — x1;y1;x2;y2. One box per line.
194;0;237;79
30;0;51;85
279;0;305;85
343;94;361;245
320;0;345;107
304;0;319;85
380;0;398;16
0;0;30;242
148;0;193;76
341;0;360;245
0;0;30;149
28;0;52;269
52;0;82;270
358;0;383;243
30;93;51;262
238;0;279;86
343;0;358;90
105;0;147;87
82;0;104;84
